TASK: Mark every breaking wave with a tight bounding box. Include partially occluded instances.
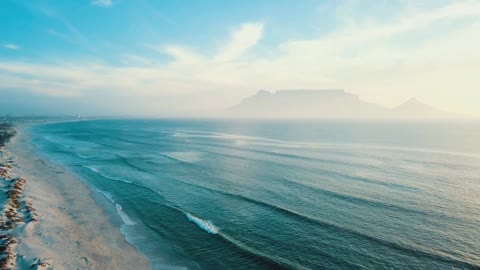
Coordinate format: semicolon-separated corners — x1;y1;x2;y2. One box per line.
95;189;136;226
185;212;218;234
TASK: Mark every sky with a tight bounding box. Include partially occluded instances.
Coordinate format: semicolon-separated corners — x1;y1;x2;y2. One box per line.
0;0;479;117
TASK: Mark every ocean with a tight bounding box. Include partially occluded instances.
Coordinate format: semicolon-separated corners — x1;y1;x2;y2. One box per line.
28;119;480;269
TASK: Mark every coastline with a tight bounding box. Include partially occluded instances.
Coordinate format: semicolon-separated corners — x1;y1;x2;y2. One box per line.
3;125;152;269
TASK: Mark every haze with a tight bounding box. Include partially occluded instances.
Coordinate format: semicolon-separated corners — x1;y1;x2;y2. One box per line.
1;0;479;117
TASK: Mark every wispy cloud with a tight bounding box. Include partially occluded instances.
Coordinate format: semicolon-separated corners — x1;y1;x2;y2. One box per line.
46;20;96;54
162;46;205;65
92;0;113;7
160;22;264;65
214;22;264;62
2;43;20;50
20;1;95;53
122;54;154;66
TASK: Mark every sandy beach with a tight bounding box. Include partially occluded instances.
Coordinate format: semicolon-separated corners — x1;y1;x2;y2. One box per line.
1;125;152;269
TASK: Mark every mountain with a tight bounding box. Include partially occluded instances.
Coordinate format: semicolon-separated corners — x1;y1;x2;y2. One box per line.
228;89;385;118
227;90;447;119
391;97;447;118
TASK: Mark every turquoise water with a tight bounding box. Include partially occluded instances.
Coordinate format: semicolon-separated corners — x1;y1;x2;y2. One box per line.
30;119;480;269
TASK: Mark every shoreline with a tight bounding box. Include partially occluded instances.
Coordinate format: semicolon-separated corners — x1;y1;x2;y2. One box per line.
2;125;152;269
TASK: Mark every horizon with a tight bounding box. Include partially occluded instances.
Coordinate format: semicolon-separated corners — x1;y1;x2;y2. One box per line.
1;0;480;117
0;88;477;119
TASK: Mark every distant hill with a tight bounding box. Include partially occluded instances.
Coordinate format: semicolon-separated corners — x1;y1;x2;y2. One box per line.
227;90;447;119
391;97;447;118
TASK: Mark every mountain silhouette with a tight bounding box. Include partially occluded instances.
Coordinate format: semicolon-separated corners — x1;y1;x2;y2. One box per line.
228;90;447;119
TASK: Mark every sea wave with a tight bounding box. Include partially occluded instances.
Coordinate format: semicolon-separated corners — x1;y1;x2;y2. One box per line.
74;152;91;159
113;153;154;173
159;177;480;268
95;189;136;226
158;205;327;269
77;158;480;269
181;142;418;192
185;212;218;234
43;135;99;150
161;152;202;163
84;165;99;173
44;136;72;149
171;130;480;159
83;165;133;184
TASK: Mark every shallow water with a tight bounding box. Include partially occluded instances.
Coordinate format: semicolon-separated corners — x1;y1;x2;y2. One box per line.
29;119;480;269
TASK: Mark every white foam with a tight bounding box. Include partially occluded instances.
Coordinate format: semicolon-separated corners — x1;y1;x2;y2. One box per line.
96;189;136;226
116;204;136;225
186;213;218;234
74;152;90;159
84;165;99;173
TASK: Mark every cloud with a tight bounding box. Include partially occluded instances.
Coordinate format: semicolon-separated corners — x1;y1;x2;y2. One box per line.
91;0;113;7
1;0;480;116
26;2;96;54
162;46;205;65
159;22;263;65
2;43;20;50
214;22;264;62
122;54;154;66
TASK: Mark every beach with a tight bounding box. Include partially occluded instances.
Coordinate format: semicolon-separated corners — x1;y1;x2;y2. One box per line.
1;125;152;269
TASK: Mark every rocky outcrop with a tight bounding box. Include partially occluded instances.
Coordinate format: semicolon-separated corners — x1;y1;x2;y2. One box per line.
0;124;16;147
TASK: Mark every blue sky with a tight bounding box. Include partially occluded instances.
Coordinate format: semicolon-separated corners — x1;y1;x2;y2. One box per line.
1;0;329;63
1;0;480;116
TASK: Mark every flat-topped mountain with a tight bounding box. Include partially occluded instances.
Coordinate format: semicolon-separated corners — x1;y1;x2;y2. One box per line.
228;90;446;119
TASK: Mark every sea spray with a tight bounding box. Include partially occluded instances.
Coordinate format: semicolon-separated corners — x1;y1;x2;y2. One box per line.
186;213;218;234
